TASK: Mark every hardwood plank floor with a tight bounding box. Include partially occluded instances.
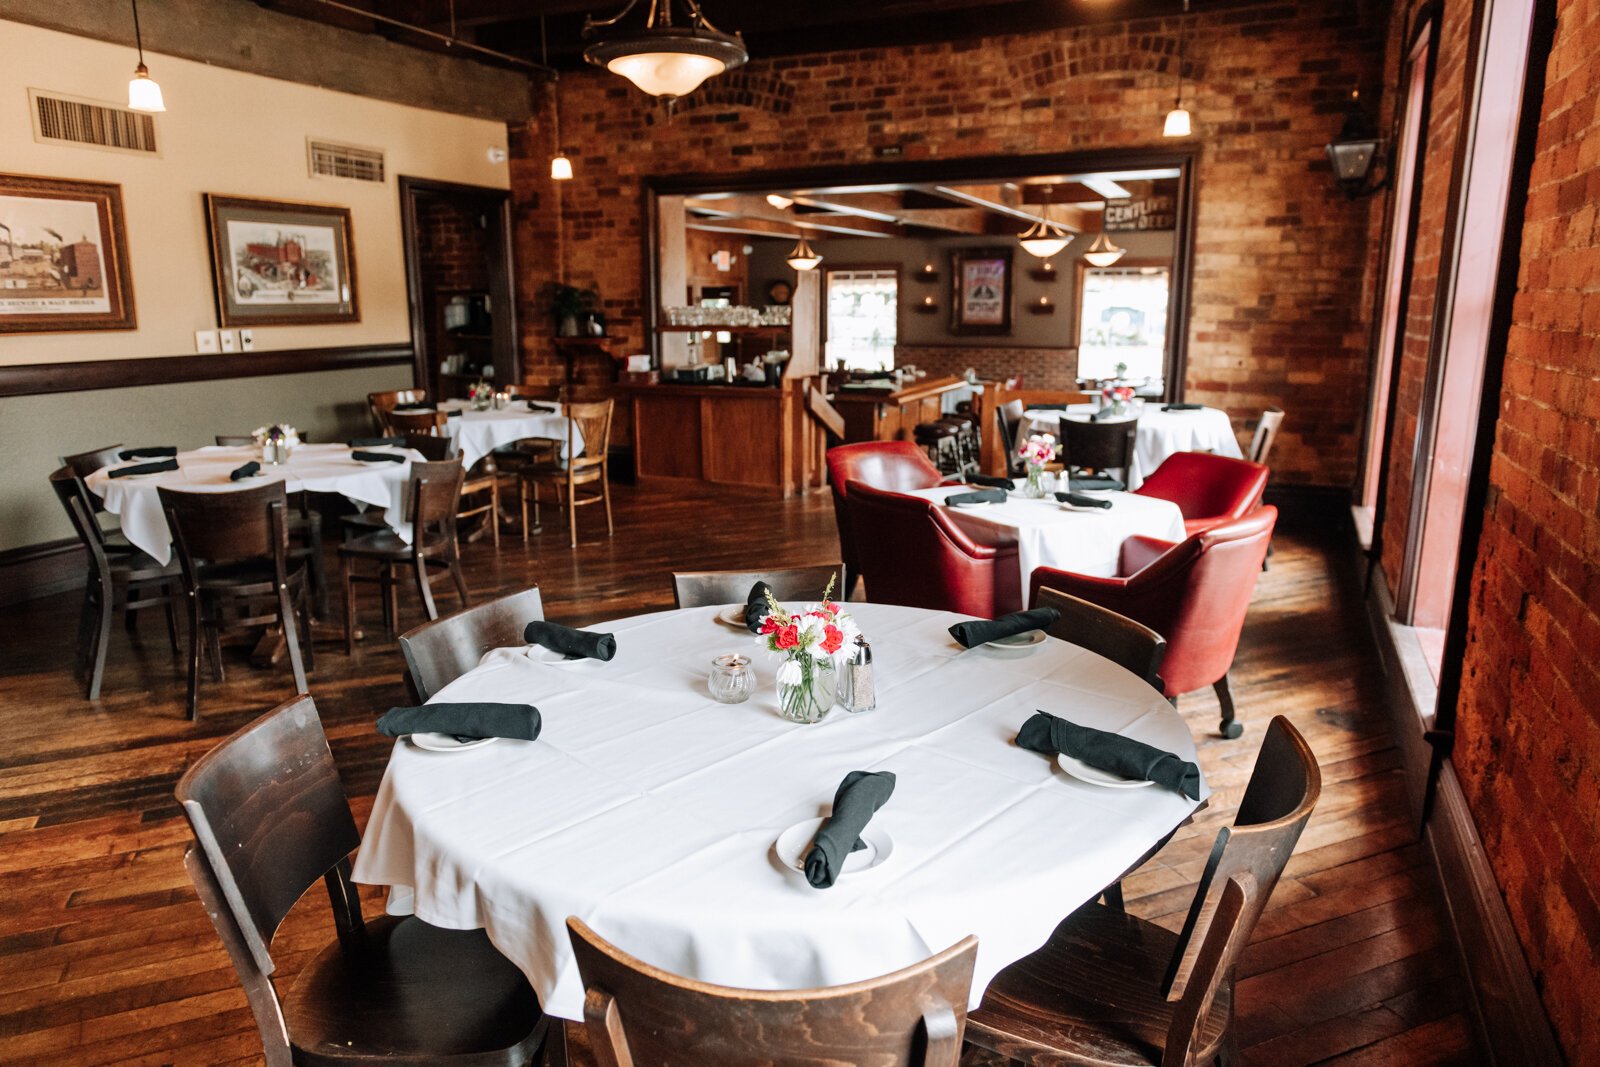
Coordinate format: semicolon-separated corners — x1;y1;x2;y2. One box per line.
0;483;1483;1065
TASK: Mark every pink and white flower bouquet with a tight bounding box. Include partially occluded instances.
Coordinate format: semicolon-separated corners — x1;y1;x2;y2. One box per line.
755;574;860;722
1017;433;1056;497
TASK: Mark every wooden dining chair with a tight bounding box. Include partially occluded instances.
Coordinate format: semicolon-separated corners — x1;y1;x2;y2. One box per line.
399;586;545;702
519;398;614;549
1034;586;1166;693
995;399;1027;475
176;694;549;1067
965;715;1320;1067
499;383;566;467
386;408;449;436
49;466;181;700
671;564;847;609
367;411;503;546
368;388;428;433
1249;406;1285;465
159;480;314;720
338;459;470;652
60;443;138;548
1059;415;1139;489
567;918;977;1067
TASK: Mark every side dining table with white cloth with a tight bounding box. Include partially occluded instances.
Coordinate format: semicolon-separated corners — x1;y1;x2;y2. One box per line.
435;403;581;470
84;443;420;566
1022;403;1242;489
351;601;1206;1021
902;484;1187;604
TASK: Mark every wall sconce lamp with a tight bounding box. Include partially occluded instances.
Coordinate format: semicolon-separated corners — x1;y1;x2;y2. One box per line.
1326;90;1389;199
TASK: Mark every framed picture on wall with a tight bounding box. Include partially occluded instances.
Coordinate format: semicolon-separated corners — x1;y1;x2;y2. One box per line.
204;194;358;326
0;173;136;334
949;247;1012;335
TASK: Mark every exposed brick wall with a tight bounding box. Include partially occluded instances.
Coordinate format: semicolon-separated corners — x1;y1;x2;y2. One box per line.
416;198;491;293
1450;3;1600;1060
893;344;1081;393
509;0;1388;485
1378;0;1474;594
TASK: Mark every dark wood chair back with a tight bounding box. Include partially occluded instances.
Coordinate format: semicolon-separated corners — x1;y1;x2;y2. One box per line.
407;459;468;543
387;409;449;436
176;695;362;980
567;399;614;471
60;443;125;479
1250;406;1285;465
568;918;977;1067
404;433;457;461
1034;586;1166;692
158;480;291;568
1162;715;1320;1013
214;435;255;446
399;587;545;701
1060;416;1138;472
368;388;427;432
49;465;110;555
671;565;846;609
995;400;1025;466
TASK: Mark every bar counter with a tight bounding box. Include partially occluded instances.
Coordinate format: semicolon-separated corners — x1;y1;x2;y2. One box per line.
830;375;968;443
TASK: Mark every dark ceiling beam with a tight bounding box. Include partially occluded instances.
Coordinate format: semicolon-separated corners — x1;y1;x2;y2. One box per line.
687;196;900;238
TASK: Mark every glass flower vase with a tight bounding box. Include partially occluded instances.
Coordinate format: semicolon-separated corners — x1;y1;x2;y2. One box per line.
775;654;837;723
1023;465;1047;498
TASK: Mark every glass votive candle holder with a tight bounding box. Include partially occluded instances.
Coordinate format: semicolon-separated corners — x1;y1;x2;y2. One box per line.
708;653;755;704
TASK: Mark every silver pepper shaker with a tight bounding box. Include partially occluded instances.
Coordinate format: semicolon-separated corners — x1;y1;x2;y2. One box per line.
847;635;876;713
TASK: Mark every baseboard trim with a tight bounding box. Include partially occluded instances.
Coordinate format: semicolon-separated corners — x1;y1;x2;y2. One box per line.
1358;553;1562;1065
0;538;86;607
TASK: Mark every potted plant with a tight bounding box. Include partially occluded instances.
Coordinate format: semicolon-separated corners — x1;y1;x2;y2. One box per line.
544;283;598;338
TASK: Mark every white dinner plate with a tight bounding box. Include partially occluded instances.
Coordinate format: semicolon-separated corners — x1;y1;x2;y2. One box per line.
985;629;1047;650
1055;751;1155;789
774;816;893;876
948;499;997;509
1058;500;1114;513
716;605;748;629
410;732;500;752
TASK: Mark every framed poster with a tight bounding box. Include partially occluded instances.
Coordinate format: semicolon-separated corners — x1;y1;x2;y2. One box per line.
205;194;358;326
0;173;135;334
949;247;1012;335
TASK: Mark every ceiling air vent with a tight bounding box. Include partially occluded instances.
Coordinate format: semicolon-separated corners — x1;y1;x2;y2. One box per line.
307;139;386;183
29;90;158;155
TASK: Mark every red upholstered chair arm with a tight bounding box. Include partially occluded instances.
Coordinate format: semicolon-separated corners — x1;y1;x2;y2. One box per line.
1120;535;1179;577
1028;566;1132;610
931;507;1009;561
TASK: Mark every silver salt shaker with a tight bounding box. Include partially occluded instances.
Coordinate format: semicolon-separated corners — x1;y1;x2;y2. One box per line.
847;635;876;713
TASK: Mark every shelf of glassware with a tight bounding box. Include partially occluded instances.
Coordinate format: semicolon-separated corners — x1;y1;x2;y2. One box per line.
653;324;792;335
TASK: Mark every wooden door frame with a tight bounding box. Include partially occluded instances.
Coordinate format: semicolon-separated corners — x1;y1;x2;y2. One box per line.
398;176;518;390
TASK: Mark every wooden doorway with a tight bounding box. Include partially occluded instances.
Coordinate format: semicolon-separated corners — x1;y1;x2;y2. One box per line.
399;177;517;399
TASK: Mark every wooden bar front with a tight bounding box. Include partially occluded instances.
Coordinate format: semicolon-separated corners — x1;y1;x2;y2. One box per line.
831;375;967;443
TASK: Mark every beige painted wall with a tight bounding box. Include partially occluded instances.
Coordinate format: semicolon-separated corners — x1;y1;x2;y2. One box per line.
0;19;510;365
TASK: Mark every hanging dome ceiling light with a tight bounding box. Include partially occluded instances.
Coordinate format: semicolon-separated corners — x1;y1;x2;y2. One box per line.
126;0;165;113
786;234;823;271
1017;189;1074;259
583;0;747;105
1162;0;1192;138
1082;232;1127;267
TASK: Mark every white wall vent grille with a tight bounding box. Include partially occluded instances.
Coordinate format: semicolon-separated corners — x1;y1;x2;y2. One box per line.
307;139;386;183
30;90;158;155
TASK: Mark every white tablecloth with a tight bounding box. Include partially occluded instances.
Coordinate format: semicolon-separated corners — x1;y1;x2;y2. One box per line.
84;444;419;565
904;485;1187;604
351;602;1206;1021
437;403;580;470
1022;403;1242;489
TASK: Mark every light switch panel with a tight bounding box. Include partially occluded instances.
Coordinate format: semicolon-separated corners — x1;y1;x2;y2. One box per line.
239;329;255;352
195;330;219;354
219;330;239;353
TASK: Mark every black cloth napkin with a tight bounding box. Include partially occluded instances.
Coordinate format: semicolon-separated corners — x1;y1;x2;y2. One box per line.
376;702;541;742
351;450;406;464
1017;711;1200;798
965;474;1015;489
525;401;557;412
444;408;464;418
945;488;1007;506
108;459;178;478
1162;402;1204;411
948;606;1061;649
119;446;176;460
229;461;261;481
1068;476;1123;491
745;581;773;634
805;770;897;889
523;620;616;661
348;435;405;447
1056;490;1113;510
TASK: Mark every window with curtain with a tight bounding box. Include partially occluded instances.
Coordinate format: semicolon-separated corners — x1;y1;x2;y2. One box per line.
825;268;898;372
1076;265;1170;388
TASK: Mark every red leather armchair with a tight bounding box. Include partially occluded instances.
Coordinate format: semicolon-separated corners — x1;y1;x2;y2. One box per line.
847;481;1022;618
1134;452;1269;536
827;442;947;598
1028;507;1277;738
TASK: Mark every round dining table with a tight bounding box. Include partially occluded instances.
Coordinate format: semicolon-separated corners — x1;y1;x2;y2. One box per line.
435;402;581;470
1023;402;1243;488
84;443;420;565
351;601;1207;1021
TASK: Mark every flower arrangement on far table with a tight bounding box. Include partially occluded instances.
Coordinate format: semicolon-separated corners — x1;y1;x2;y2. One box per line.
1101;384;1136;416
469;380;495;410
251;424;300;465
755;574;860;723
1017;433;1056;498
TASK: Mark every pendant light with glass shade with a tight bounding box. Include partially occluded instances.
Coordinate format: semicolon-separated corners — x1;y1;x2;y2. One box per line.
786;234;823;271
1082;232;1127;267
539;18;573;181
126;0;165;113
1017;187;1074;259
1162;0;1191;138
583;0;747;106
